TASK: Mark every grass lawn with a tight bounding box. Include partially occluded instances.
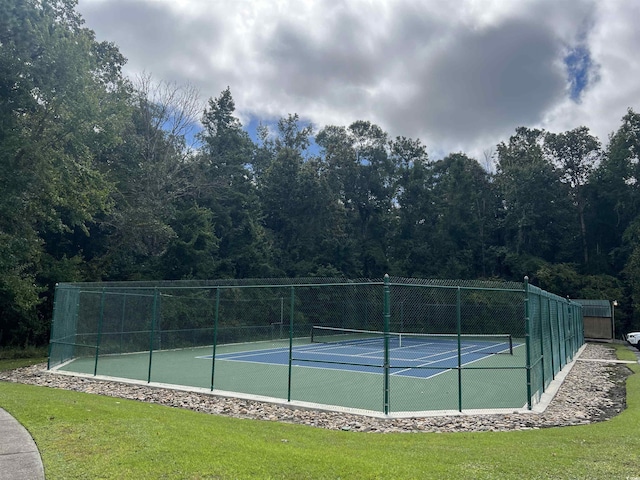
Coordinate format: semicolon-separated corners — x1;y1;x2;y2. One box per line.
0;346;639;479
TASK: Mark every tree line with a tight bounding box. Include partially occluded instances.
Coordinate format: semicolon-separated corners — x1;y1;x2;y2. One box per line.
2;0;639;346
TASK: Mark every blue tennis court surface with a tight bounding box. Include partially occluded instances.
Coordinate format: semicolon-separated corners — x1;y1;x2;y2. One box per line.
201;337;520;379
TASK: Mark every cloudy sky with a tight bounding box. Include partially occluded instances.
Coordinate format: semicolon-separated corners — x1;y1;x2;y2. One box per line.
77;0;640;160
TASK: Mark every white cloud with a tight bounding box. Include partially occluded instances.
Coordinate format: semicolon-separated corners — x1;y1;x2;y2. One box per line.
77;0;640;160
541;1;640;144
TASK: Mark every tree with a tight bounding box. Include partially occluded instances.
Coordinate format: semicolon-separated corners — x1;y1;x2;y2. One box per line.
0;0;130;344
545;126;601;264
388;136;433;275
315;121;395;277
160;206;219;279
588;109;640;274
194;88;272;278
258;115;347;275
392;148;497;279
622;217;640;330
429;153;497;278
83;75;203;280
274;113;314;153
494;127;575;270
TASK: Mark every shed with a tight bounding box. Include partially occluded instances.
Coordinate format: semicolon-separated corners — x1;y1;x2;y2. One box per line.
574;299;614;340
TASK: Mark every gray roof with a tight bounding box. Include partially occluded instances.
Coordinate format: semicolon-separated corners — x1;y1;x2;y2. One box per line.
574;299;612;317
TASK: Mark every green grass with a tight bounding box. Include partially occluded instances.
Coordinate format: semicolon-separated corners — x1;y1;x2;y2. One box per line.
0;345;639;479
0;345;47;359
0;348;47;371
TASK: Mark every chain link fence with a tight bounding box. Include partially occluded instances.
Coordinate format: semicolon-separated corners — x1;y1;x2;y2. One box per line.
48;276;583;414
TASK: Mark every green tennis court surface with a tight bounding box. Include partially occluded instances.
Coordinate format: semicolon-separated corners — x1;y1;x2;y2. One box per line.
57;336;528;413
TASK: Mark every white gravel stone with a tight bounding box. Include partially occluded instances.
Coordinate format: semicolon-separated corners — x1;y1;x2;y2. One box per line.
0;343;634;433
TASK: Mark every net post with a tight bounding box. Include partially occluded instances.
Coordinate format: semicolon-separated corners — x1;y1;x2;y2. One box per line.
210;287;220;391
93;287;106;377
524;276;532;410
383;274;390;415
288;286;295;402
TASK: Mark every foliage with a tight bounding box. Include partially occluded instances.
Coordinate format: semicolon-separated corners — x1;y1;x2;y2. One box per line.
494;127;576;263
0;0;129;345
545;126;601;264
5;1;640;346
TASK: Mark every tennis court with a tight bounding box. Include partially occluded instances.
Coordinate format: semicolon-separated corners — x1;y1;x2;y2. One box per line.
49;276;583;415
55;328;528;413
207;328;519;379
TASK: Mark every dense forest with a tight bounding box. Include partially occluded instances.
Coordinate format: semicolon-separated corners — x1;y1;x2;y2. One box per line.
2;0;640;347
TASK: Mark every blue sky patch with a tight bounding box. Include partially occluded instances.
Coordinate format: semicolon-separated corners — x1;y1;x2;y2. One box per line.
564;44;596;102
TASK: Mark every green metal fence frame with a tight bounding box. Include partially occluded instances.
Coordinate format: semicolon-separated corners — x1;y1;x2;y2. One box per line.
48;275;584;414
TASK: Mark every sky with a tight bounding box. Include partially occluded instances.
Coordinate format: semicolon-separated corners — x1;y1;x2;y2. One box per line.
76;0;640;161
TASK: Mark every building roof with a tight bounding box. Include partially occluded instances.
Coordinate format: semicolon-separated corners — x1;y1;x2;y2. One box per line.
574;299;612;317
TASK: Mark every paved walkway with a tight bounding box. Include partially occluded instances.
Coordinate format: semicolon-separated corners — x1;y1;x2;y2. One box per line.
0;408;45;480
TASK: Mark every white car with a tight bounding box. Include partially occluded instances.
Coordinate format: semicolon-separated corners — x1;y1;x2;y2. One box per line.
627;332;640;349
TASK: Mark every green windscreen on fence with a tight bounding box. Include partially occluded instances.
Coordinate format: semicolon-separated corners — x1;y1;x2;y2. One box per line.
48;276;584;414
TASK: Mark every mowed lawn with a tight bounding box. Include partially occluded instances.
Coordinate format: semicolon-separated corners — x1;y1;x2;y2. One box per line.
1;347;639;479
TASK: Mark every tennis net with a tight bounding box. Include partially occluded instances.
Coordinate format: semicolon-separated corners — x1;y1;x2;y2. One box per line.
310;325;514;355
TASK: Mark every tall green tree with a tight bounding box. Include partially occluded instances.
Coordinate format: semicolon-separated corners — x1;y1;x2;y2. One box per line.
429;153;497;278
194;88;272;278
258;115;347;276
389;136;433;276
315;121;395;277
0;0;129;344
392;146;496;279
494;127;575;276
545;126;601;264
87;76;201;280
588;109;640;274
592;110;640;329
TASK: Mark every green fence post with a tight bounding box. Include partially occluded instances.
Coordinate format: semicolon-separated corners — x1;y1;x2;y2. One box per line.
567;301;573;361
548;297;555;379
457;286;462;412
383;274;391;415
147;288;158;384
558;301;567;369
47;283;60;370
579;304;585;345
211;287;220;391
288;286;295;402
93;287;106;377
120;295;127;354
71;287;81;364
539;293;545;393
524;277;532;410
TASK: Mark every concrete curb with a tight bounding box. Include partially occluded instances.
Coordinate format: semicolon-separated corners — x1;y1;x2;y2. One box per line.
0;408;45;480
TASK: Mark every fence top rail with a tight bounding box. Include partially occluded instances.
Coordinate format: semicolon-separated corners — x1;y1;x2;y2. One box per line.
526;284;583;307
57;278;381;289
63;281;384;292
56;276;526;292
387;276;525;290
389;283;525;293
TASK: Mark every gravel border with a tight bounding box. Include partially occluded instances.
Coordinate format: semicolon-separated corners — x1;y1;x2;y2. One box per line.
0;343;634;433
